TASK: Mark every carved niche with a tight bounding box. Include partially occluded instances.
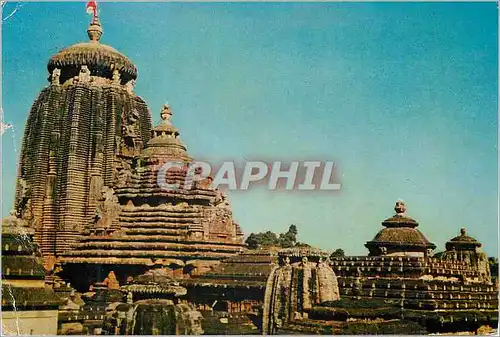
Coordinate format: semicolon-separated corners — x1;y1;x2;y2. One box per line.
51;68;61;86
119;108;143;157
92;186;121;234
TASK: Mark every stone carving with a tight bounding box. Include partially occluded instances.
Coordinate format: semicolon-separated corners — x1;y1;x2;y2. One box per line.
366;201;435;257
78;65;91;83
106;300;203;335
112;69;121;85
115;161;133;188
161;103;173;125
103;271;120;290
441;228;492;283
14;15;244;297
51;68;61;86
262;249;340;335
121;109;142;154
16;178;29;216
394;200;406;215
15;179;35;227
119;108;143;157
215;190;230;209
90;76;109;85
93;187;121;231
426;248;434;257
124;109;139;138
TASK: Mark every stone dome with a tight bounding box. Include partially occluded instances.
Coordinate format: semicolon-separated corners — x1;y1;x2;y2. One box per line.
381;214;419;228
445;228;482;251
365;201;436;256
142;104;190;161
368;227;435;248
47;18;137;84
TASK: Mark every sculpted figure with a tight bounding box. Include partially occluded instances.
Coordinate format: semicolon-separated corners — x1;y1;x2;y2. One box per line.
112;69;121;85
16;180;33;222
116;162;133;187
51;68;61;86
103;271;120;290
124;109;139;138
215;190;231;209
78;65;91;83
426;248;433;257
199;176;213;189
21;198;34;224
121;109;142;154
93;187;120;230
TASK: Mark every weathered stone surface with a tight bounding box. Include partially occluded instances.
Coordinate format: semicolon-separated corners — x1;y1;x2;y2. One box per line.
14;17;244;290
365;201;436;257
1;214;61;335
442;228;491;283
262;248;340;335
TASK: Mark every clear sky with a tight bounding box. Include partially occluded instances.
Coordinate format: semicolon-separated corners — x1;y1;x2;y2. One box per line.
2;2;498;257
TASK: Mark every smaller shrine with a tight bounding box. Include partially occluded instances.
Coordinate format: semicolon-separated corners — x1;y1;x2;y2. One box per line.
58;105;244;291
104;268;203;335
1;212;61;335
442;228;491;283
262;248;340;334
365;200;436;257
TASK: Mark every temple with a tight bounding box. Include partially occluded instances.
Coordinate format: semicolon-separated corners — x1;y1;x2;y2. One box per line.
13;16;244;292
365;200;436;257
3;11;498;336
1;213;61;335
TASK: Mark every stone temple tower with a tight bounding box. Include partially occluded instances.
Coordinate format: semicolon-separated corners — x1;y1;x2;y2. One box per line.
14;16;152;259
13;15;244;283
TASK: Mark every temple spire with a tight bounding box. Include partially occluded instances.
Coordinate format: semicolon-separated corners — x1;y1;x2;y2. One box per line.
87;15;102;42
160;103;173;126
394;200;406;216
86;1;101;42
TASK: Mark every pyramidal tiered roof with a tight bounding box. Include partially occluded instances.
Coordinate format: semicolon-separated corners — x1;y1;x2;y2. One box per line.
365;201;436;257
12;15;244;290
446;227;482;251
142;104;190;160
59;101;244;284
2;213;61;312
15;16;152;260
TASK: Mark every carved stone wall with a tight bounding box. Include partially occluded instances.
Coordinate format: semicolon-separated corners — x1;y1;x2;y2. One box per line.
262;249;340;335
15;83;151;258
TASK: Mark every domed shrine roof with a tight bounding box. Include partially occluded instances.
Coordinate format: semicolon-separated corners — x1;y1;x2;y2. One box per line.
141;104;190;161
369;227;434;247
445;228;482;251
365;201;436;256
121;269;188;297
47;17;137;83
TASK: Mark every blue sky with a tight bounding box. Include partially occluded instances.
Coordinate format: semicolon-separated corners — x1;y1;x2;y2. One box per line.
2;2;498;256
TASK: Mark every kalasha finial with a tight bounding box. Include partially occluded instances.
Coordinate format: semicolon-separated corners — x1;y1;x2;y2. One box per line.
460;227;467;236
87;16;103;42
394;200;406;215
160;103;173;125
86;1;102;42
